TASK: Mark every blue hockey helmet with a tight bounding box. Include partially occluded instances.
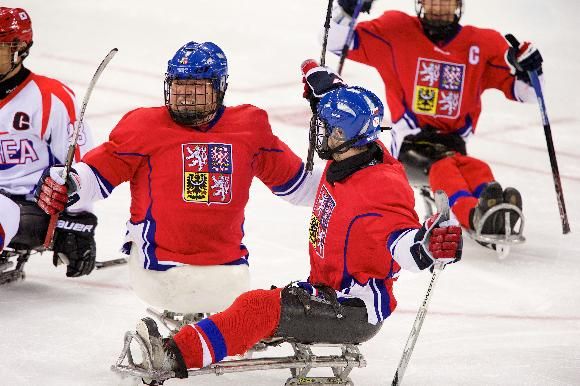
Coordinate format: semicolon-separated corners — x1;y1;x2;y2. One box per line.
164;41;228;127
313;86;383;159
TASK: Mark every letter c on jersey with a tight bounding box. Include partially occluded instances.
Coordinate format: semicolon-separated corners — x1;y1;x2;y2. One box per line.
469;46;480;65
13;112;31;131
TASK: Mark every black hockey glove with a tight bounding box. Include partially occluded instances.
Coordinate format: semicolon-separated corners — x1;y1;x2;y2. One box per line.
53;211;97;277
338;0;374;17
301;59;346;114
505;34;543;85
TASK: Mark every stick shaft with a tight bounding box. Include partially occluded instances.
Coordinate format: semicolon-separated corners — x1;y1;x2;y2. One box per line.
337;0;363;75
43;48;118;248
392;191;449;385
528;70;570;234
307;0;334;172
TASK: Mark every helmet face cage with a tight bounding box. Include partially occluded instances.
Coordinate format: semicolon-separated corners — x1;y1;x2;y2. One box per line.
164;42;228;127
311;115;334;160
164;74;226;127
415;0;463;28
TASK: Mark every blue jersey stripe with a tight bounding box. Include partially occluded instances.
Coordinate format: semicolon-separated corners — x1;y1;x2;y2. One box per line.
88;164;114;198
272;163;306;196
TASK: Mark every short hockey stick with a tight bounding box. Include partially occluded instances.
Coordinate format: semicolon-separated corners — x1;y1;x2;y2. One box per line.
306;0;334;173
391;190;449;386
337;0;363;75
43;48;119;248
504;34;570;234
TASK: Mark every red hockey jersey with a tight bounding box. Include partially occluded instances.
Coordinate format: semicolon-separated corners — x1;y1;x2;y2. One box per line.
350;11;516;136
307;142;420;321
83;105;303;270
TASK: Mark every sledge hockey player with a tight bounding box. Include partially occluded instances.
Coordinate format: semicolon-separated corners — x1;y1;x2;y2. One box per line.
0;7;97;283
36;41;313;314
325;0;541;243
121;72;463;380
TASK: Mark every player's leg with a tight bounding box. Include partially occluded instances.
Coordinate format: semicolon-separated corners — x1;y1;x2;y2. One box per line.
135;284;381;376
454;154;523;234
136;287;283;376
453;154;495;197
428;155;477;228
7;197;50;250
0;194;20;252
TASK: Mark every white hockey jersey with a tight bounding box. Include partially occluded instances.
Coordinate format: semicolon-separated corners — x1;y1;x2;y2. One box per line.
0;72;93;198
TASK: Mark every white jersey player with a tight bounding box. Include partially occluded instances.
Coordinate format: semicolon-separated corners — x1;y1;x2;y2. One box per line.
0;7;97;279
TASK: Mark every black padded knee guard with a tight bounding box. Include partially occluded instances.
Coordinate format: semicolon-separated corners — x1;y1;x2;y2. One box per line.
9;198;49;250
273;285;382;344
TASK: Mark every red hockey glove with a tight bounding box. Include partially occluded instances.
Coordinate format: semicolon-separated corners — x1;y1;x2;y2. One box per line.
35;166;80;215
411;212;463;270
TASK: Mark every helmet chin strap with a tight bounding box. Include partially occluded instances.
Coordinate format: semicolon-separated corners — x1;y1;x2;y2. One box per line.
316;134;364;160
0;45;28;83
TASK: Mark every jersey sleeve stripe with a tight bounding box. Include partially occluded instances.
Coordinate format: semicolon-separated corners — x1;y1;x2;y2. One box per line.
40;84;52;139
88;164;115;198
387;228;415;256
272;162;306;196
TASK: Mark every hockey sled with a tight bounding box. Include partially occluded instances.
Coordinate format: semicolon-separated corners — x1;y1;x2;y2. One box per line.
401;152;525;259
112;332;364;386
112;286;379;385
0;247;35;285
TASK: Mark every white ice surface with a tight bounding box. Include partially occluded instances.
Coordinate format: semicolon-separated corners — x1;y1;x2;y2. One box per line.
1;0;579;385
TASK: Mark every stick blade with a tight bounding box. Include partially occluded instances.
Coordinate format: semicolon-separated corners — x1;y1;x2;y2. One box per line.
433;190;450;222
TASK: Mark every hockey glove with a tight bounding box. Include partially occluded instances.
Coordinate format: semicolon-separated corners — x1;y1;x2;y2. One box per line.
301;59;346;113
505;34;543;85
53;211;97;277
410;212;462;271
338;0;374;17
35;165;81;215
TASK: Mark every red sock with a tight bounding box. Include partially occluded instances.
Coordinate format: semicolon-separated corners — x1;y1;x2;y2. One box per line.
173;288;283;368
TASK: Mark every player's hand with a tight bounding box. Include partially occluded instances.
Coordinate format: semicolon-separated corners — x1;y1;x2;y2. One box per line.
411;212;462;270
301;59;346;113
35;166;81;215
53;211;97;277
338;0;374;17
505;34;543;84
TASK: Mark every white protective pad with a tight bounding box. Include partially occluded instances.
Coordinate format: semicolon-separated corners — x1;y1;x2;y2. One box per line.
128;246;250;314
0;195;21;249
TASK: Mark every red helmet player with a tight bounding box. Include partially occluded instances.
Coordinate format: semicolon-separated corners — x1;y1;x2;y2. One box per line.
0;7;33;81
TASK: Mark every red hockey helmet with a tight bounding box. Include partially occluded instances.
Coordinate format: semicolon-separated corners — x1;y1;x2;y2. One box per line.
0;7;33;80
0;7;33;45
